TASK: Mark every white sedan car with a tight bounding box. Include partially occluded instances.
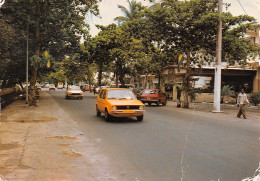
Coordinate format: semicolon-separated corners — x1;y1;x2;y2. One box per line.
65;86;83;100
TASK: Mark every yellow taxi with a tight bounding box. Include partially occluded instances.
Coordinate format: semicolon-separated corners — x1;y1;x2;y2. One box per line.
96;88;145;121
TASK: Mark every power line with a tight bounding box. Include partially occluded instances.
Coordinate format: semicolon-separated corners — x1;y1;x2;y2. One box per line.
237;0;248;15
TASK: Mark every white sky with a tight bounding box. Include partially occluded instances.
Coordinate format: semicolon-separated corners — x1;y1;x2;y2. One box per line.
86;0;260;36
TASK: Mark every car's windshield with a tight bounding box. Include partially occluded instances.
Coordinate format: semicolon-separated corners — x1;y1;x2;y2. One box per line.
107;90;136;99
143;90;157;94
69;86;80;90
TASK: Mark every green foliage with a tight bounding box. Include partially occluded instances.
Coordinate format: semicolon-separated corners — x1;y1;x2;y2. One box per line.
114;0;145;24
249;92;260;106
0;0;100;88
221;85;235;97
47;71;66;84
188;88;197;101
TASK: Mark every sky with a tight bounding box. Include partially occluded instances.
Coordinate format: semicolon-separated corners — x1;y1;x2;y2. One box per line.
86;0;260;36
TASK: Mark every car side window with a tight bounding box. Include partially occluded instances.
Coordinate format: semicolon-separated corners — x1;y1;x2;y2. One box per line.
102;90;107;99
99;90;104;98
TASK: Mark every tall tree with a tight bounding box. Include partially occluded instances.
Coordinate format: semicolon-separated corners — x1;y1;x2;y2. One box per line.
114;0;144;24
144;0;259;108
1;0;100;105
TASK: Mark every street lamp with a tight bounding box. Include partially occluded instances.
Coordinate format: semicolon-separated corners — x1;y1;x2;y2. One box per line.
213;0;223;112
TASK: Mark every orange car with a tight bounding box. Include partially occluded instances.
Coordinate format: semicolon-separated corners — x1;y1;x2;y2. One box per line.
96;88;145;121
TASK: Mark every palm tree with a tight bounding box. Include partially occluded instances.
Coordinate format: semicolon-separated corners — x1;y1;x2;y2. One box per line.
114;0;142;24
221;85;234;103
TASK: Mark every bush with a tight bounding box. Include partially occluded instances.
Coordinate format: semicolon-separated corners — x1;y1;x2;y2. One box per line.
250;92;260;106
221;85;234;103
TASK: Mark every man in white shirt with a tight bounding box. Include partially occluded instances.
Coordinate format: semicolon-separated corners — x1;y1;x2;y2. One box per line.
237;89;249;119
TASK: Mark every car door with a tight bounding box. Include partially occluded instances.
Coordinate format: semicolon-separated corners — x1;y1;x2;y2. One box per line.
101;90;108;112
97;90;104;112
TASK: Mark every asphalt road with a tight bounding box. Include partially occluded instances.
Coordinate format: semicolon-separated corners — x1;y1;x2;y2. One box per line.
48;89;260;181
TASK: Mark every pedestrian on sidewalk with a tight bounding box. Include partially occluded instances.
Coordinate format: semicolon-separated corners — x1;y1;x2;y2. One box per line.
236;88;249;119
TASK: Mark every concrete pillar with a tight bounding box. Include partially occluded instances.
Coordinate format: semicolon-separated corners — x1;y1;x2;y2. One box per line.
253;66;260;92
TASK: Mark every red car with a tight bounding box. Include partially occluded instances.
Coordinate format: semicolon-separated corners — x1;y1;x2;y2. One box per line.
140;89;167;106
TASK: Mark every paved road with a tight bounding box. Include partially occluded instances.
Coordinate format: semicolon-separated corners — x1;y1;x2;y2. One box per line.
48;90;260;181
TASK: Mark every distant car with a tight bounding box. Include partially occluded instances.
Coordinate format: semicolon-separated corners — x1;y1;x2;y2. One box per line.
36;85;41;90
84;87;94;91
96;88;145;122
95;87;101;93
45;83;50;88
65;86;83;99
140;89;167;106
49;84;56;91
57;84;63;89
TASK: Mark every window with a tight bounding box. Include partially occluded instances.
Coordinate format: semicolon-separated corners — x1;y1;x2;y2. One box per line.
143;90;157;94
102;90;107;99
99;90;104;98
107;90;136;99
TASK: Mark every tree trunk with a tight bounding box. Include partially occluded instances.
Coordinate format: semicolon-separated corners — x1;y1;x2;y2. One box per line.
29;68;38;106
157;73;161;89
29;0;40;106
118;68;125;88
98;65;102;86
182;51;191;108
87;66;92;92
115;71;119;88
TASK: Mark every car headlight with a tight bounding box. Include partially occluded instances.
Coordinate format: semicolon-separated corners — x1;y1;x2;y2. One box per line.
80;92;83;95
139;105;144;110
112;106;117;111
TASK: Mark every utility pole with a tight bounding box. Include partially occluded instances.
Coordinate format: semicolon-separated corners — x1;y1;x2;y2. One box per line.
26;15;29;104
213;0;222;112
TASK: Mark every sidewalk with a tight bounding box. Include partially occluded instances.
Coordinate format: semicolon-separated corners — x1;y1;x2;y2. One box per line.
166;101;260;121
0;92;118;181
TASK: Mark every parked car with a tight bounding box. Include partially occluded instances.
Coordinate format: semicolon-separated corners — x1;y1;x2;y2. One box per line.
65;86;83;99
132;88;144;100
49;84;56;91
96;88;145;122
140;89;167;106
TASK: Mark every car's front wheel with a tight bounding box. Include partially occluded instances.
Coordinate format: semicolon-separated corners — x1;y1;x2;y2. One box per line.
137;115;143;121
105;109;112;122
96;106;101;116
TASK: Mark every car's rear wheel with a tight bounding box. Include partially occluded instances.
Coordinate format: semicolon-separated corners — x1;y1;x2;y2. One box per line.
156;101;160;106
105;109;111;122
137;115;143;121
96;106;101;116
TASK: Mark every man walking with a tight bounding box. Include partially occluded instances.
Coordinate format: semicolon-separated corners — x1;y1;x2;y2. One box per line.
237;89;249;119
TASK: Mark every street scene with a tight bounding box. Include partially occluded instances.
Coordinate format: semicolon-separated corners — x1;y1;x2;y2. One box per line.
0;0;260;181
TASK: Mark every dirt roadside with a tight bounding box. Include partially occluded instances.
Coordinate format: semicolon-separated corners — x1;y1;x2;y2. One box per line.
0;91;119;181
